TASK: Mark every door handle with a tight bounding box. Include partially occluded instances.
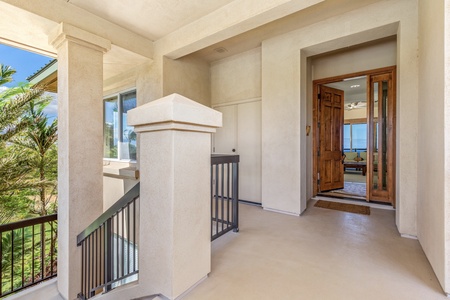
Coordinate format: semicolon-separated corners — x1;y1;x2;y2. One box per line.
232;149;236;152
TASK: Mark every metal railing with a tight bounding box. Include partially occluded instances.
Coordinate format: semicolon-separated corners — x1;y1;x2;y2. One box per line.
77;183;140;300
211;154;239;241
0;214;57;298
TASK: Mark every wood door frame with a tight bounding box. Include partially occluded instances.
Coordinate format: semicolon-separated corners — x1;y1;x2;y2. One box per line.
367;70;397;206
312;66;397;198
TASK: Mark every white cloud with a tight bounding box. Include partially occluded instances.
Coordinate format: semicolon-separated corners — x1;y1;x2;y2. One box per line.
43;92;58;118
0;86;8;93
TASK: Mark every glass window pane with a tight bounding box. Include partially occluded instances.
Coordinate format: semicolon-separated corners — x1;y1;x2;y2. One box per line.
104;98;119;159
351;124;367;150
373;82;379;190
343;124;350;150
121;92;137;160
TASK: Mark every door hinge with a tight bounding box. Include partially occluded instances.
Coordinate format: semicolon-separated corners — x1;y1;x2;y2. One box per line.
317;150;320;157
318;122;320;129
317;91;321;100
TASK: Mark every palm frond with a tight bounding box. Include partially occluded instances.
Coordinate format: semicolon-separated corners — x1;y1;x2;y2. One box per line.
0;64;16;86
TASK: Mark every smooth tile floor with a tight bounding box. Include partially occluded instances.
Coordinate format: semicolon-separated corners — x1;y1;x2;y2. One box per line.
184;201;447;300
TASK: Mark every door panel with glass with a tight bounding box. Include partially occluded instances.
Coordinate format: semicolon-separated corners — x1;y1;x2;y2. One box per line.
367;71;395;205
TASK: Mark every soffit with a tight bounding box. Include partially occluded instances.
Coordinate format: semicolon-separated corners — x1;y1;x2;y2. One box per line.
192;0;384;62
67;0;234;40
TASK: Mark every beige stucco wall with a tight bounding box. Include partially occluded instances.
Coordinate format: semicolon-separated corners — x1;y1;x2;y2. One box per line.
211;47;261;105
417;0;449;293
311;38;397;80
101;53;211;207
163;55;211;106
261;0;419;228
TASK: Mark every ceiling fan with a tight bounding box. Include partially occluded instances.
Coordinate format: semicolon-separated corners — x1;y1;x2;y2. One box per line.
345;101;367;110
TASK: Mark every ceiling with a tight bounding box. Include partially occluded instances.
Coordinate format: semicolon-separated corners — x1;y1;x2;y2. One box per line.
324;77;367;104
67;0;234;41
65;0;383;62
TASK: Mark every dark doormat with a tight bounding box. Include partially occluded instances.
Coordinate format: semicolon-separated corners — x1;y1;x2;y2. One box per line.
314;200;370;215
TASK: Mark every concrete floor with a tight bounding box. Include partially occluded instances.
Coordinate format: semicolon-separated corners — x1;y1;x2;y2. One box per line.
184;201;447;300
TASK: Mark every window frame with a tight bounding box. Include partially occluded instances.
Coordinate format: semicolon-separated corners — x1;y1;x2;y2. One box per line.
343;121;368;152
103;88;137;162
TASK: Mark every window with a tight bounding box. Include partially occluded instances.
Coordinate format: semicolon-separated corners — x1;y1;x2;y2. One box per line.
343;123;367;151
104;90;137;161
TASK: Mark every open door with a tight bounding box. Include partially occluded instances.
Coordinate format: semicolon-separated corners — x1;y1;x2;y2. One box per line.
318;85;345;192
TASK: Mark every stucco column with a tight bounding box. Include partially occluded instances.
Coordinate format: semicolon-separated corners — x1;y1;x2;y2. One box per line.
49;23;111;300
128;93;222;299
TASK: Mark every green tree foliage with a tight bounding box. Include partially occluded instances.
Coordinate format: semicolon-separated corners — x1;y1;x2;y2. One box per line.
11;101;58;216
0;65;45;143
0;64;57;223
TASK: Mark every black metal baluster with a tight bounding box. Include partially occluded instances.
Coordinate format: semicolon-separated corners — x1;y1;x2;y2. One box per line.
233;162;239;232
87;235;91;298
116;214;119;281
81;241;85;298
121;208;124;278
127;203;130;276
11;230;14;292
50;221;54;276
40;223;44;280
221;163;225;232
92;229;98;290
227;163;230;228
32;225;35;283
21;228;24;287
215;164;219;237
133;200;136;273
105;218;112;292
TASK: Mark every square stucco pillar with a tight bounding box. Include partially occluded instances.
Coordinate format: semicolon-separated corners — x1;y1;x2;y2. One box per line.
49;23;111;300
128;93;222;299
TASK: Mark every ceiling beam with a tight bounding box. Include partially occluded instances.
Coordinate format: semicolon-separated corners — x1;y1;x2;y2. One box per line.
157;0;324;59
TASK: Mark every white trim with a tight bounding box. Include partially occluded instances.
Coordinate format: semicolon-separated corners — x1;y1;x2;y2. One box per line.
212;97;261;108
103;87;137;99
400;234;418;240
263;207;300;217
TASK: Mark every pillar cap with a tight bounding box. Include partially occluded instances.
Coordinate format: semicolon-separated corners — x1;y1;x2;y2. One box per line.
49;23;111;53
128;93;222;131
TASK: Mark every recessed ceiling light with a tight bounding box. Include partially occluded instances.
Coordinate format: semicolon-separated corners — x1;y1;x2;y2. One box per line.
350;84;360;88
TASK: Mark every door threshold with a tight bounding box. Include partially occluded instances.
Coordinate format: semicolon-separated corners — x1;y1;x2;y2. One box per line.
317;192;365;201
312;195;394;210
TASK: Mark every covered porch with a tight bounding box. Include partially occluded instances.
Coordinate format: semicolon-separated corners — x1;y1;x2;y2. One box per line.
1;0;450;298
12;201;445;300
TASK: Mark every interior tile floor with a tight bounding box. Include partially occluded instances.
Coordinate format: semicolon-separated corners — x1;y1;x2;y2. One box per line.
184;201;446;300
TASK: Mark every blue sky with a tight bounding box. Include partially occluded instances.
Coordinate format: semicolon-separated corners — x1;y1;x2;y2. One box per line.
0;43;57;119
0;44;53;87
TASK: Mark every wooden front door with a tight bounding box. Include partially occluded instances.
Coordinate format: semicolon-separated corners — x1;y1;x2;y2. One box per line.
318;86;345;192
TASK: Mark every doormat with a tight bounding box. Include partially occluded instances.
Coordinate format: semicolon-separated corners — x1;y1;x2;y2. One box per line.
314;200;370;215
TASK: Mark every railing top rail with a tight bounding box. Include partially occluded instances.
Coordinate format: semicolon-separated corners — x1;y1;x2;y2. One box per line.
0;214;57;232
77;182;140;245
211;154;240;164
